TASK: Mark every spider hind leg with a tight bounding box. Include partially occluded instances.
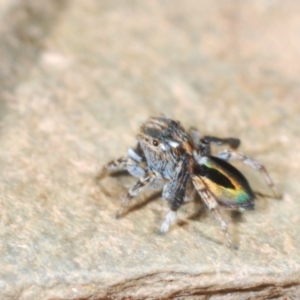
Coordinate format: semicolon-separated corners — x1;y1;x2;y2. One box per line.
217;149;279;199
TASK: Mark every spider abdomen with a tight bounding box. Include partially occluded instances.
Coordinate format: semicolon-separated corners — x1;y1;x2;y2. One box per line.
194;156;255;210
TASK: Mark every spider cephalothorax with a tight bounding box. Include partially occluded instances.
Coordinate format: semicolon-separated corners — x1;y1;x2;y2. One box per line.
137;116;192;179
98;116;277;247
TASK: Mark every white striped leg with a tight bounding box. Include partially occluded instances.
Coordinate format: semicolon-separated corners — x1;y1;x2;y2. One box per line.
191;175;235;248
217;149;279;198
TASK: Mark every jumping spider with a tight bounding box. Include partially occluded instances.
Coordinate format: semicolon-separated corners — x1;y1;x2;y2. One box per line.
98;116;277;248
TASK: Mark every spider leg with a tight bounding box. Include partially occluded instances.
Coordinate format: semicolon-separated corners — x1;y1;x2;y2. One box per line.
191;174;235;248
116;172;158;218
97;156;127;179
200;136;240;156
189;128;240;156
97;148;146;179
159;156;189;234
202;136;241;149
189;127;202;148
217;149;279;198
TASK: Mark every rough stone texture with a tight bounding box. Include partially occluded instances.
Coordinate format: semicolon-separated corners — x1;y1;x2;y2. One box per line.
0;0;300;299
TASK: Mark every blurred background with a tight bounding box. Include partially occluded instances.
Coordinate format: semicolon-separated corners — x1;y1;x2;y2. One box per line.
0;0;299;299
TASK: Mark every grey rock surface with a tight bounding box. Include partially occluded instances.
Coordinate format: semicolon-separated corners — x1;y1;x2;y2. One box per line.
0;0;300;299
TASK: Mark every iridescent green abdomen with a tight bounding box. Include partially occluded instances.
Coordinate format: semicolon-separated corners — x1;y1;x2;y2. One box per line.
194;156;255;210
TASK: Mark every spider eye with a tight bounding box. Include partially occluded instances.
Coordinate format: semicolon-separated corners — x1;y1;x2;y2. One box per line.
152;139;159;146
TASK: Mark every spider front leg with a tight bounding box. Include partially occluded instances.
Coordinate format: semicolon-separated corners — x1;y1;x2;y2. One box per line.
97;148;146;179
217;149;279;198
116;171;160;218
159;156;189;234
191;174;235;249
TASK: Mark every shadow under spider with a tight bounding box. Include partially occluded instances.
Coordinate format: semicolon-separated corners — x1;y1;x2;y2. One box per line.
112;183;277;248
109;170;130;178
254;190;282;200
188;195;207;221
120;191;162;218
118;191;243;249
